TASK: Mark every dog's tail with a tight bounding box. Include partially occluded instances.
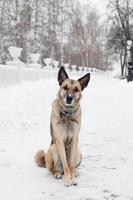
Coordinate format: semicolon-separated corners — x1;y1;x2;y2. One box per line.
35;150;46;167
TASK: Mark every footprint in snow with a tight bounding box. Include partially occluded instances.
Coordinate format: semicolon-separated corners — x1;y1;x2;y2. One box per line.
103;189;120;199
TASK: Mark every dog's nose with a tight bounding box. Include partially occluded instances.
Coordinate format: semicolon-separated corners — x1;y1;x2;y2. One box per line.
66;95;73;104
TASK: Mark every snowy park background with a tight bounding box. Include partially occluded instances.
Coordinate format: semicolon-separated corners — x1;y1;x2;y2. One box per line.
0;0;133;200
0;66;133;200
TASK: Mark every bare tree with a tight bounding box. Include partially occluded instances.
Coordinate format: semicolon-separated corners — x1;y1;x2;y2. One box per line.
107;0;133;76
0;0;109;70
21;0;31;63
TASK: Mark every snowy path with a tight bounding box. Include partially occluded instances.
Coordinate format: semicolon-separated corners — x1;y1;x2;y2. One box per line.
0;73;133;200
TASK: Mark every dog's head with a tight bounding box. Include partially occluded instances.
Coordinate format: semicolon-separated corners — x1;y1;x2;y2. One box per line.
58;66;90;107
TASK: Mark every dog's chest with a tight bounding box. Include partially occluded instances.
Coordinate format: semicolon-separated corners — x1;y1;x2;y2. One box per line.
62;120;76;145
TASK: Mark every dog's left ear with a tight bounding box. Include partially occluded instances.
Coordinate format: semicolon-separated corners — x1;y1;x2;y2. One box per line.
78;73;90;91
58;66;69;86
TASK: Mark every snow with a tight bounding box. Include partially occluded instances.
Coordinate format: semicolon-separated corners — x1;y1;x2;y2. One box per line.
44;58;52;66
7;46;24;67
0;70;133;200
110;62;122;78
31;53;40;64
52;60;59;68
8;46;22;59
64;63;69;68
44;58;59;68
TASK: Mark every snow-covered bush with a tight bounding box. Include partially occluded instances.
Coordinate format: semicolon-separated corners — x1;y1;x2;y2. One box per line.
7;46;25;67
31;54;40;64
8;46;22;60
52;60;59;68
44;58;52;66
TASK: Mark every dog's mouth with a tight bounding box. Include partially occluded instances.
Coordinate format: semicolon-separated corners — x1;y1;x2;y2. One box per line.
65;102;73;107
64;96;74;107
64;100;74;107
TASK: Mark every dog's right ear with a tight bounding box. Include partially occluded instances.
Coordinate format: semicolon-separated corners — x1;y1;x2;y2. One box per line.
58;66;69;86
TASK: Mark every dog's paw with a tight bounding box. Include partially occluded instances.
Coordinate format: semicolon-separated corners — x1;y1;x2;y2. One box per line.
71;170;79;178
64;177;73;187
64;177;78;187
70;170;78;186
65;181;72;187
74;170;79;177
54;172;62;179
71;178;78;186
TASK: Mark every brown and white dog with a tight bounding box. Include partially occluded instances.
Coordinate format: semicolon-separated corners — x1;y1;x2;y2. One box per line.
35;66;90;186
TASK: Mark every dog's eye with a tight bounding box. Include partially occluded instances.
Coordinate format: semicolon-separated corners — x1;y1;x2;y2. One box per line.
74;87;79;92
63;85;68;90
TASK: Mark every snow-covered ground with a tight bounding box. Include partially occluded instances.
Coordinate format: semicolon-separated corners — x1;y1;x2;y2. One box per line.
0;70;133;200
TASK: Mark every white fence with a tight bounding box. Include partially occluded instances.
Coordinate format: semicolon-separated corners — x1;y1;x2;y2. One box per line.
0;65;58;87
0;65;98;88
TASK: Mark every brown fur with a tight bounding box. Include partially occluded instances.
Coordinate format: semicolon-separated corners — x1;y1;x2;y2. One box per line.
35;66;90;187
35;150;46;167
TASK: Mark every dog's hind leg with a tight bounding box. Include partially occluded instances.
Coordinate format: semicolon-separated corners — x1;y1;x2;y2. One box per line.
46;144;63;179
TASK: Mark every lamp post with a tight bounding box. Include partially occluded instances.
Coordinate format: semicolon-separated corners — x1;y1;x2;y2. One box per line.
126;40;133;82
127;40;132;61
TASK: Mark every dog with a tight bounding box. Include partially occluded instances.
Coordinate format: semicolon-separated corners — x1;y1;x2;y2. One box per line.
35;66;90;187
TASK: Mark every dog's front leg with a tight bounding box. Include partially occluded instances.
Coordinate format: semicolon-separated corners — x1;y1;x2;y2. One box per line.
69;135;78;185
53;123;72;186
56;139;72;186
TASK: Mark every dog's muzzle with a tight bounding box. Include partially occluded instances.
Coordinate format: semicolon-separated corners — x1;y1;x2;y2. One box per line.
66;95;73;105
